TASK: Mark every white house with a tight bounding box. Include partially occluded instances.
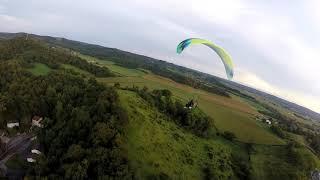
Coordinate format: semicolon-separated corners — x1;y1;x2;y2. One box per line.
31;149;41;155
7;122;19;128
266;120;272;125
27;158;36;163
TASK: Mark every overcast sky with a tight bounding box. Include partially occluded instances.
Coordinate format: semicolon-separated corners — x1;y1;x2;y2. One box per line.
1;0;319;113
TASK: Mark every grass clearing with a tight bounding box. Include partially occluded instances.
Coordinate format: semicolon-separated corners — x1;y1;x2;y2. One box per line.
199;98;284;145
119;90;239;179
108;65;146;77
27;63;51;76
61;64;93;76
78;54;146;77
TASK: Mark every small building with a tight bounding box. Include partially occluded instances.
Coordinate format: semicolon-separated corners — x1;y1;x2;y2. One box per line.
7;122;19;128
27;158;36;163
31;149;41;155
32;116;43;128
266;119;272;125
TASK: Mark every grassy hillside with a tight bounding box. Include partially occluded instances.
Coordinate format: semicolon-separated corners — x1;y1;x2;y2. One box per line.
73;52;320;179
118;89;318;179
87;53;319;179
250;145;320;180
119;90;242;179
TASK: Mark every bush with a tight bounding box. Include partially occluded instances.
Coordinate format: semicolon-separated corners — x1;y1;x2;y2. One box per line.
231;154;251;180
114;82;120;88
222;131;236;141
270;125;286;138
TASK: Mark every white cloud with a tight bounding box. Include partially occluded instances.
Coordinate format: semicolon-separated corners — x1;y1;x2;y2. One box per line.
0;15;31;32
305;0;320;31
189;0;250;25
0;5;5;13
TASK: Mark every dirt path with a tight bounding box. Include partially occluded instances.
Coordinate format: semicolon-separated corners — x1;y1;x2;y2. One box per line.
0;133;33;175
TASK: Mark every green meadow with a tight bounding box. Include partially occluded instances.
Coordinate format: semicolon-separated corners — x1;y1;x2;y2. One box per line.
27;63;51;76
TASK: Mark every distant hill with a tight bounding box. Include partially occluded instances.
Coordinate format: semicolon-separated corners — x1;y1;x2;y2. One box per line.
1;32;319;121
224;81;320;121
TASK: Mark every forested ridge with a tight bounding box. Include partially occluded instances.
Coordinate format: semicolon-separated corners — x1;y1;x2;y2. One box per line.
0;37;112;77
0;38;130;178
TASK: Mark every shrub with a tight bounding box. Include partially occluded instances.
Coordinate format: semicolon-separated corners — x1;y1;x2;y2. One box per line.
222;131;236;141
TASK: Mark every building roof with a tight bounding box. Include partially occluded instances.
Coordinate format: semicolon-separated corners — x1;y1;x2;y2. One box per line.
32;116;43;128
31;149;41;155
7;122;19;128
27;158;36;163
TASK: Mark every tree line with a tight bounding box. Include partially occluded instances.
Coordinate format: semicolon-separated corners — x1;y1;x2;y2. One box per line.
0;37;113;77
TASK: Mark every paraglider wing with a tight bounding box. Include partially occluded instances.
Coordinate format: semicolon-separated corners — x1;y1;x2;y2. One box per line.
177;38;234;80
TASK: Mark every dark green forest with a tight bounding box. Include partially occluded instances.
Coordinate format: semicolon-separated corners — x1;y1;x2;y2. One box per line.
0;38;129;178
